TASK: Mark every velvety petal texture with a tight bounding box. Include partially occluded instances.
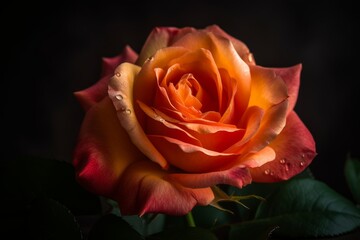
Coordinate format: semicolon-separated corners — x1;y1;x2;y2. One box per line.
73;25;316;217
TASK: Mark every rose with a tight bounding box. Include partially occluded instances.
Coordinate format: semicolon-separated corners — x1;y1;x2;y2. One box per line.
73;25;316;216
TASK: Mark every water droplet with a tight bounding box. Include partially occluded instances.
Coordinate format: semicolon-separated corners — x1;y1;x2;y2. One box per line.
285;165;289;171
280;159;286;164
248;53;254;63
270;171;274;176
145;56;154;63
124;109;131;114
115;72;121;77
264;169;270;175
301;153;305;159
300;161;305;166
115;95;123;100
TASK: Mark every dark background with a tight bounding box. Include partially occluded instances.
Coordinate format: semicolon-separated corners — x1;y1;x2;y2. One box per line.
2;1;357;199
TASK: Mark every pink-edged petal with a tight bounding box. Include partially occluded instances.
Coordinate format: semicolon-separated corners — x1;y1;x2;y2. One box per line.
250;111;317;182
74;46;138;111
206;24;255;65
272;64;302;114
73;97;144;197
116;161;214;216
136;27;196;66
101;45;138;76
149;135;235;172
74;75;111;111
108;62;168;169
168;166;252;189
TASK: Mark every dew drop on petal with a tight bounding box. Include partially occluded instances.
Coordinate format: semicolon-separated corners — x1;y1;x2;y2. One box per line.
115;95;123;100
248;53;254;63
280;159;286;164
285;165;290;171
264;169;270;175
115;72;121;77
301;153;305;159
124;109;132;114
270;171;274;176
300;161;305;166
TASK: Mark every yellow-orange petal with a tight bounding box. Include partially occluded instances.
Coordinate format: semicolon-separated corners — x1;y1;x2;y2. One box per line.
108;62;168;169
136;27;195;66
248;65;289;110
205;24;256;65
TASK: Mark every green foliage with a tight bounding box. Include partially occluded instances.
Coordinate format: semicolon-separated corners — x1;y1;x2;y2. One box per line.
344;156;360;204
3;155;360;239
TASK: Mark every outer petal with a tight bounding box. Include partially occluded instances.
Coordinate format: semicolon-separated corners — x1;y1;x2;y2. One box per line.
116;161;214;216
108;62;168;169
136;27;195;66
250;111;317;182
272;64;302;114
74;46;138;111
168;166;252;189
73;97;143;197
101;45;138;77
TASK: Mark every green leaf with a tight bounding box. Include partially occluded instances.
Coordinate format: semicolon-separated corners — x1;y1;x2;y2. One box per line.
344;156;360;204
4;155;101;215
88;214;144;240
26;197;82;240
221;167;315;222
251;178;360;238
147;226;218;240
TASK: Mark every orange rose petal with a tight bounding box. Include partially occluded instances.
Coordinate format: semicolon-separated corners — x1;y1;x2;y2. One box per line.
239;99;288;154
238;146;276;168
250;111;317;182
168;166;252;189
272;64;302;114
134;47;188;121
206;24;256;65
74;46;138;111
136;27;197;66
172;31;251;114
137;101;202;147
108;63;168;169
116;161;214;216
248;65;289;110
149;135;235;172
224;106;264;153
73;98;143;197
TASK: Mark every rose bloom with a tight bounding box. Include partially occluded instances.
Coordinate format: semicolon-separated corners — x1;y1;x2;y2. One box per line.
73;25;316;216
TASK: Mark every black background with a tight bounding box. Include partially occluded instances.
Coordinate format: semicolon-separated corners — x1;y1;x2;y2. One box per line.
2;1;358;199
